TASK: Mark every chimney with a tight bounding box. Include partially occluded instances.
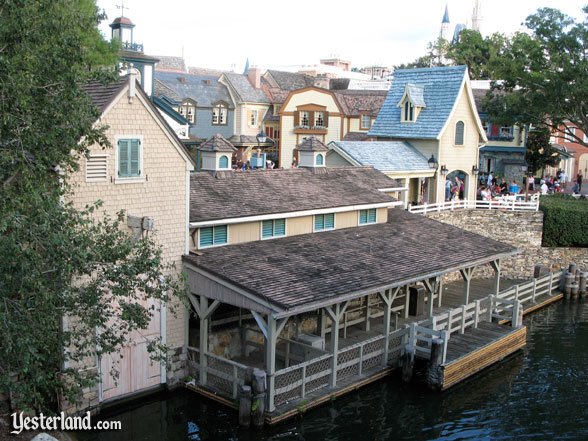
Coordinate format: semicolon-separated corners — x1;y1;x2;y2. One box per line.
248;66;261;89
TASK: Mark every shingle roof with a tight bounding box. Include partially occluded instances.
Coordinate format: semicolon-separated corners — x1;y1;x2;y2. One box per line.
343;132;370;141
263;105;280;122
333;90;387;116
154;71;234;108
223;72;271;103
189;167;399;222
369;65;467;139
84;77;127;112
265;70;315;91
183;208;516;310
199;134;237;152
330;141;431;172
296;137;329;152
406;84;426;106
154;56;187;73
153;78;181;102
188;66;224;77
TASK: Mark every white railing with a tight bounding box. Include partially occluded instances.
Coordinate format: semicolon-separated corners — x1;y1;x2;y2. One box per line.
203;352;250;399
407;198;539;214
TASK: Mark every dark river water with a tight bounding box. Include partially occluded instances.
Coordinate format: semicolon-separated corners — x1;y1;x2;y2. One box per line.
75;299;588;441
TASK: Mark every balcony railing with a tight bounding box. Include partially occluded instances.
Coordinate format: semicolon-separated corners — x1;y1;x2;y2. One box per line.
122;41;144;52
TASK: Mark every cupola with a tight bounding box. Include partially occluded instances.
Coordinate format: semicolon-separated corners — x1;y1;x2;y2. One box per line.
110;16;136;48
198;134;237;175
295;137;329;171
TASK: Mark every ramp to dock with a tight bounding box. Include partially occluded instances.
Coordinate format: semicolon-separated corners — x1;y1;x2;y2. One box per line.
440;323;526;390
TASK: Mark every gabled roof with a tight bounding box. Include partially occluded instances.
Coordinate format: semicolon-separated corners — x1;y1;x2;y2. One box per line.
183;208;516;312
329;141;432;172
199;134;237;152
397;83;426;107
154;55;187;73
189;167;399;223
84;76;196;168
221;72;271;104
333;90;388;116
265;70;316;91
188;66;224;77
343;132;370;142
296;137;329;152
369;65;468;139
154;71;234;108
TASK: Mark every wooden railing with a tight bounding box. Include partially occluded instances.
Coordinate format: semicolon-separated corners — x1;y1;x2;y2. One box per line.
407;198;539;214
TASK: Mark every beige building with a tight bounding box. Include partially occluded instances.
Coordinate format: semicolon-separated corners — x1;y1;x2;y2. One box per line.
67;75;195;412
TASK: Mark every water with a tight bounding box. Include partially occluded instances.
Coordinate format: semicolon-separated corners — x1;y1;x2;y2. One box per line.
76;300;588;441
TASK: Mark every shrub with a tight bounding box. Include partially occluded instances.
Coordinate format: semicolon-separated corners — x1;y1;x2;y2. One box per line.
540;194;588;247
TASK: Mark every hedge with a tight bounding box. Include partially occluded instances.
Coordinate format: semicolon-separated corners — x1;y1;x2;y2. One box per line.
539;194;588;247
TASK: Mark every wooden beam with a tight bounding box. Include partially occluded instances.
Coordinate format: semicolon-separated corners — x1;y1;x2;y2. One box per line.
379;290;392;367
251;311;268;339
460;267;474;305
324;301;349;388
490;259;501;295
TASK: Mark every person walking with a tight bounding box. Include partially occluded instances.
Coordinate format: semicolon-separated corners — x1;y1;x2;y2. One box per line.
577;171;583;192
487;171;493;187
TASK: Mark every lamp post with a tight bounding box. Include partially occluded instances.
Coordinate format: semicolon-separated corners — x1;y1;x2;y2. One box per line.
522;163;529;201
256;130;267;168
427;155;439;204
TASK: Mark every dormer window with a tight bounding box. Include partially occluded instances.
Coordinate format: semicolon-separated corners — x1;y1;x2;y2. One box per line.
179;100;196;124
404;101;414;122
212;103;228;125
219;155;229;169
315;153;324;166
397;83;426;124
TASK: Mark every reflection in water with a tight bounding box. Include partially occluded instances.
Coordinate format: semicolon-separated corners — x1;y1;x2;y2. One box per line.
75;300;588;441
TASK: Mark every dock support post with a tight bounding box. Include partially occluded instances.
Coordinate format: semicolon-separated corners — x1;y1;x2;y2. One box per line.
264;315;288;413
401;345;415;383
564;273;574;298
423;278;436;318
325;302;349;388
579;272;587;296
426;338;444;390
438;277;444;307
404;285;410;319
188;294;220;388
490;259;501;296
378;289;395;367
318;308;327;339
364;296;371;331
512;300;523;328
239;385;252;427
460;267;474;305
252;369;266;427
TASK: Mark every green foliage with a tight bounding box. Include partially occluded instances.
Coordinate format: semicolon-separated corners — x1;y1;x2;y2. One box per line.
0;0;184;413
525;128;561;175
446;31;507;79
486;6;588;146
540;194;588;247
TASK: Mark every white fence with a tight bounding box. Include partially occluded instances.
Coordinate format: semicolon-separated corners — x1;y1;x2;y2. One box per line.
407;198;539;214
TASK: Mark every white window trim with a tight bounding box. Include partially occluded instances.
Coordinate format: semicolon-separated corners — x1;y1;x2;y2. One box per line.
114;134;145;184
249;109;258;127
401;100;416;124
260;219;287;240
454;121;466;147
197;224;230;249
312;213;336;233
360;114;371;130
358;208;377;226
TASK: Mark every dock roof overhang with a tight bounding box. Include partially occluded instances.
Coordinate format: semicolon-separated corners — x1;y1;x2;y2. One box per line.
183;208;518;319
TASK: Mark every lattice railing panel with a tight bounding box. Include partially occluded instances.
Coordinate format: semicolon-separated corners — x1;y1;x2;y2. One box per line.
388;336;403;363
362;352;382;372
305;357;330;394
363;338;384;356
207;373;232;396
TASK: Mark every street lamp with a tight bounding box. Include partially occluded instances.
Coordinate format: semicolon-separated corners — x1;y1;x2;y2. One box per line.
440;165;448;176
256;130;267;146
472;165;479;175
428;154;439;171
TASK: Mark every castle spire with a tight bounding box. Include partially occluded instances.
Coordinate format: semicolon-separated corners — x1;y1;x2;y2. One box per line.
442;3;450;23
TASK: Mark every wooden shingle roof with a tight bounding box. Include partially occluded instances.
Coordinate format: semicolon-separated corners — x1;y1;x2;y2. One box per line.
183;208;517;311
199;134;237;152
189;167;399;223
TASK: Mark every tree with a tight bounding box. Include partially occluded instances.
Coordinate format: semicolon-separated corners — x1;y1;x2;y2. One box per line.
446;30;507;80
486;6;588;146
525;127;561;175
0;0;184;413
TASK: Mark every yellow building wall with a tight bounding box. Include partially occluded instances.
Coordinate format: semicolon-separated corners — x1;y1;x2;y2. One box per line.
69;93;190;351
242;104;270;136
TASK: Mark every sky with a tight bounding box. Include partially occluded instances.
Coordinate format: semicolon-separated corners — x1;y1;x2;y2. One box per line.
96;0;585;73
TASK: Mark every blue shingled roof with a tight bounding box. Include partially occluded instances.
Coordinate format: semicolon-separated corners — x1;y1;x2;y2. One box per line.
405;84;426;107
369;65;467;140
329;141;431;172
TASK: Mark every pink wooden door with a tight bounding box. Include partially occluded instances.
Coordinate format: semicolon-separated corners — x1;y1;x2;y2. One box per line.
100;298;162;401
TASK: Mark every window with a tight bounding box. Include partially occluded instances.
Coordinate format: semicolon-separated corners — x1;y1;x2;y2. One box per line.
262;219;286;239
314;213;335;231
179;100;196;123
86;154;108;182
250;109;258;126
219;155;229;169
359;208;377;225
403;101;414;122
482;121;489;135
212;104;227;125
315;154;324;166
199;225;228;248
315;112;324;127
118;139;141;177
300;111;309;126
565;127;576;142
455;121;465;145
361;114;371;129
274;105;281;116
499;126;512;138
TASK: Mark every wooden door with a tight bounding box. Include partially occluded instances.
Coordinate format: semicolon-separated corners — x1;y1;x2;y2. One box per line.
579;154;588;176
100;298;162;401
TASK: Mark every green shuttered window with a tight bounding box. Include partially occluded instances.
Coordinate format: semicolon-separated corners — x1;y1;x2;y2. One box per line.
262;219;286;239
118;139;141;177
359;208;377;225
199;225;228;248
314;213;335;231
